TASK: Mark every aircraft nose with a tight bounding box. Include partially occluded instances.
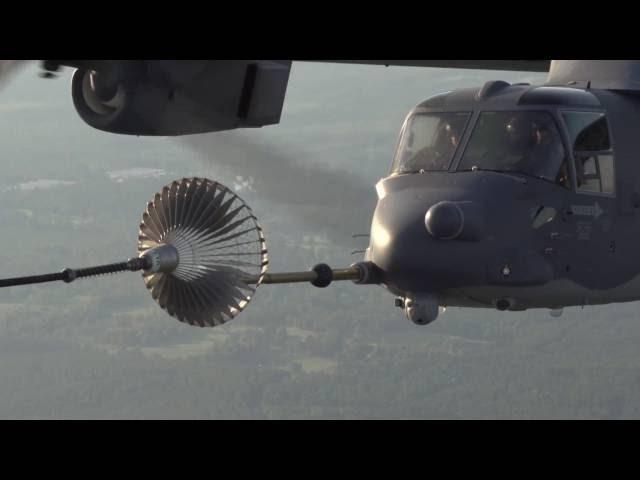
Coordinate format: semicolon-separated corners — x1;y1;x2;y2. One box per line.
368;197;485;293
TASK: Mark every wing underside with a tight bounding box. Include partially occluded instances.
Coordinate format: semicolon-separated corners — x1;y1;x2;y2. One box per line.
0;59;553;137
305;60;551;72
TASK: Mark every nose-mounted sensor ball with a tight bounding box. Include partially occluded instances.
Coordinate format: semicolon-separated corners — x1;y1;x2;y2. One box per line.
425;201;465;240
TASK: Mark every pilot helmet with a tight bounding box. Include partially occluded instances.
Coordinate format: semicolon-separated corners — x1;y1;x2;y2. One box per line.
439;121;461;148
505;115;535;151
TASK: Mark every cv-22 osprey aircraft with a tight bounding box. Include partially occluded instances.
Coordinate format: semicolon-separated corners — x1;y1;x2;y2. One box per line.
1;59;640;328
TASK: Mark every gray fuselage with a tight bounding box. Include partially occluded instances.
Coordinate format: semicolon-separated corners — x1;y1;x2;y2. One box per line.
366;82;640;312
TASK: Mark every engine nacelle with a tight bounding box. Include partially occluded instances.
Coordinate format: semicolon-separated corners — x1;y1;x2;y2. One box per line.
71;60;292;136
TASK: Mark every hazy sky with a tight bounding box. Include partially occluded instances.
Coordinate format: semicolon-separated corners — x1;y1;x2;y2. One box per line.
1;62;639;419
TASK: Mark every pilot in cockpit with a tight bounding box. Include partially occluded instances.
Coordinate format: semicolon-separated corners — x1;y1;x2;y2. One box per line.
503;114;566;184
529;118;565;178
430;120;463;165
504;115;535;162
435;121;461;155
403;118;464;172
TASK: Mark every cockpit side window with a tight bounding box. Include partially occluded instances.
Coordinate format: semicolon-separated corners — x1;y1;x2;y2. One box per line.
458;111;569;188
561;112;614;195
391;112;470;174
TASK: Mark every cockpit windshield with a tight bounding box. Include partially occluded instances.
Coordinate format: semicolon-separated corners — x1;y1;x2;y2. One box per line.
391;112;470;174
458;111;567;184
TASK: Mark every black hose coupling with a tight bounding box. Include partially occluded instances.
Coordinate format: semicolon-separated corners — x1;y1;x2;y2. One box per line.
61;268;77;283
311;263;333;288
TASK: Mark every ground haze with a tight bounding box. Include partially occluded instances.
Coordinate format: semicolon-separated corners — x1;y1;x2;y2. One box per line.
0;62;636;419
